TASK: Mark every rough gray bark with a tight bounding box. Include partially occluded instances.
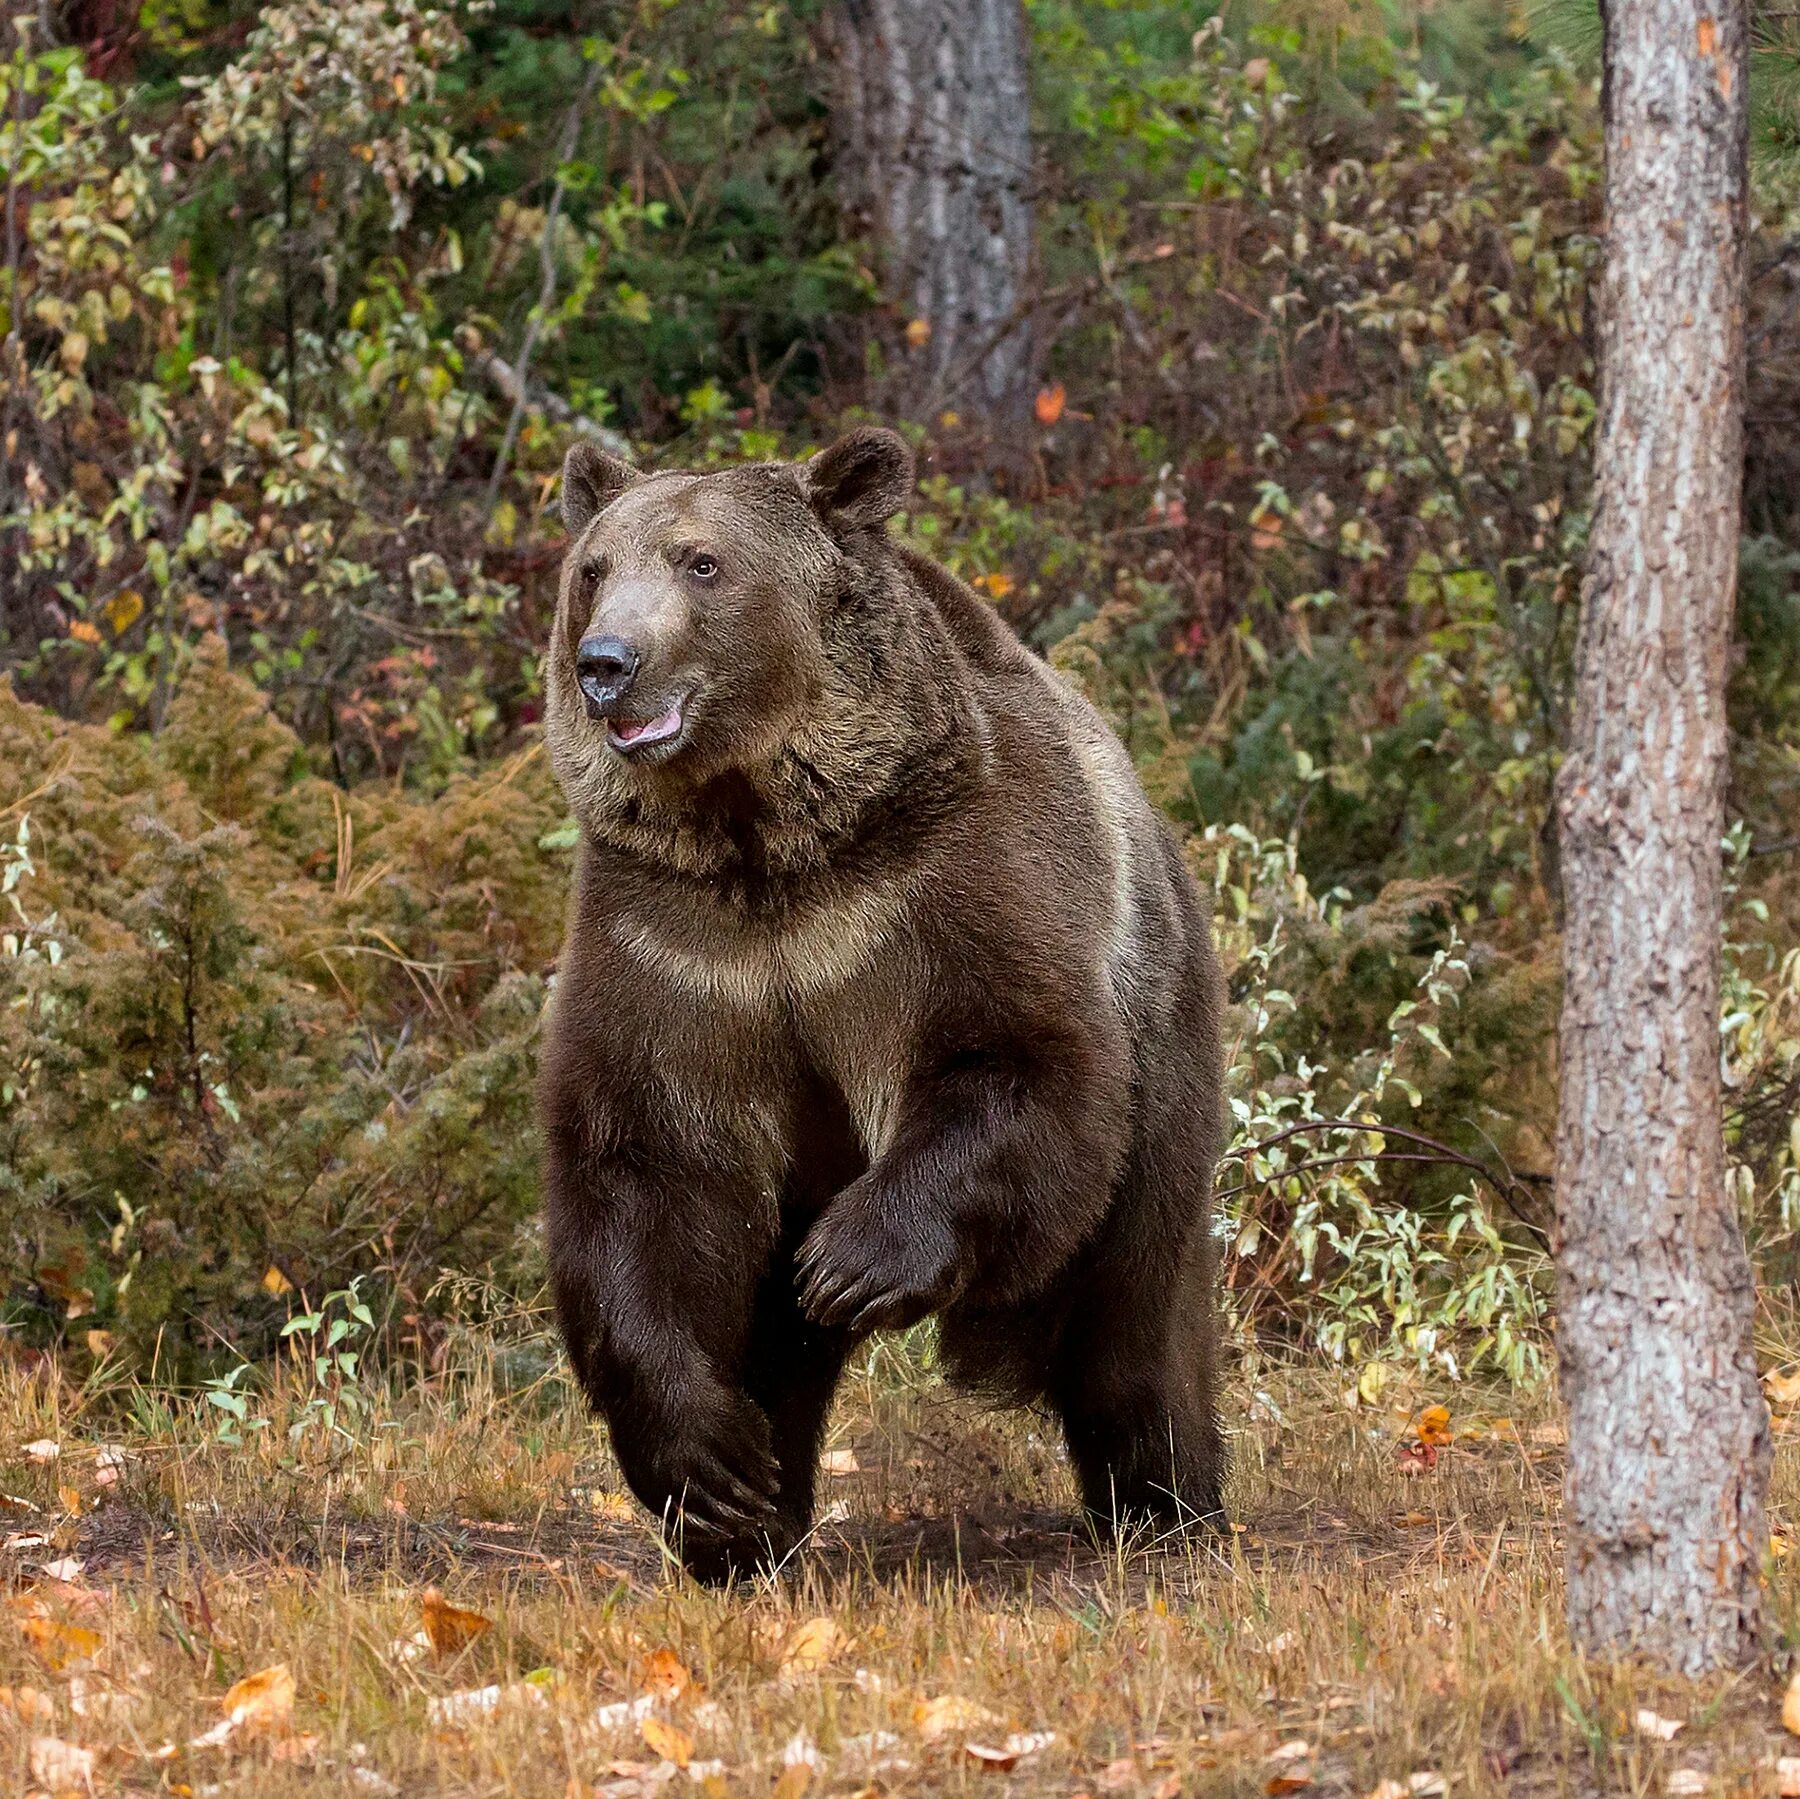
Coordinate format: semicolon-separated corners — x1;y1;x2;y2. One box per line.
826;0;1037;436
1554;0;1768;1672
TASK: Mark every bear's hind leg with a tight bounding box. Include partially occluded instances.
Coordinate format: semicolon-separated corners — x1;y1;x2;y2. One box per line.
1047;1231;1224;1535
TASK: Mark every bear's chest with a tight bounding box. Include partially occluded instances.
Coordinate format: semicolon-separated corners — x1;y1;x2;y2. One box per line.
605;883;922;1166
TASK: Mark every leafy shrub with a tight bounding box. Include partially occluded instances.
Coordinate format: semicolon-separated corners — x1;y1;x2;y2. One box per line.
0;641;565;1376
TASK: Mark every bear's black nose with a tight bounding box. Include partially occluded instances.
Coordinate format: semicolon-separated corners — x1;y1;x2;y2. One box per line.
575;634;639;714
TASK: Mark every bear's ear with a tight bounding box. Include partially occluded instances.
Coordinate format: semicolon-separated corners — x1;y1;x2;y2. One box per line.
800;427;914;531
561;442;638;535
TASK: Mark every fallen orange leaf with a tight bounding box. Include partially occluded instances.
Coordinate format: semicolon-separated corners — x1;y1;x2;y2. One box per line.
640;1647;691;1702
772;1765;812;1799
1034;383;1067;426
421;1589;492;1657
1415;1405;1453;1448
19;1616;103;1669
914;1694;1003;1740
642;1715;694;1768
220;1662;295;1737
780;1618;848;1677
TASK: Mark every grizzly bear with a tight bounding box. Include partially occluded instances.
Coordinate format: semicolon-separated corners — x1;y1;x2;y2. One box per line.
539;428;1226;1579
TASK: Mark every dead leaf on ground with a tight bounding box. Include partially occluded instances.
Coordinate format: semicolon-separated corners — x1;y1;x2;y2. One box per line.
222;1661;296;1733
421;1588;492;1656
1665;1773;1708;1797
1769;1369;1800;1407
641;1715;693;1768
780;1617;848;1678
914;1694;1004;1741
965;1731;1056;1772
640;1647;691;1702
428;1679;549;1726
1406;1775;1446;1798
771;1765;811;1799
1784;1666;1800;1737
1634;1708;1684;1741
1415;1404;1453;1448
1396;1441;1438;1476
19;1615;104;1670
1776;1755;1800;1797
0;1684;56;1724
22;1440;59;1464
28;1734;95;1793
819;1448;860;1475
1096;1759;1139;1791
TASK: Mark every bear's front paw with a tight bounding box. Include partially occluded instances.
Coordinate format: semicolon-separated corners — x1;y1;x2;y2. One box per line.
795;1184;963;1332
619;1385;784;1557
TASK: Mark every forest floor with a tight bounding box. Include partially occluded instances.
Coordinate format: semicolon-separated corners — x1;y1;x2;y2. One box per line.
3;1334;1800;1798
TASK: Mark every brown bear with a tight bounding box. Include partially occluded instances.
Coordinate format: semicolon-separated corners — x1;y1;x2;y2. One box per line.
538;427;1226;1579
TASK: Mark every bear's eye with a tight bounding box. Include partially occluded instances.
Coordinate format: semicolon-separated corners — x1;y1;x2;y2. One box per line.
689;553;719;581
581;559;605;587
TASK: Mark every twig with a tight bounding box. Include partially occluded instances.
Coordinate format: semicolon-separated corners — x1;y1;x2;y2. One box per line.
484;50;608;512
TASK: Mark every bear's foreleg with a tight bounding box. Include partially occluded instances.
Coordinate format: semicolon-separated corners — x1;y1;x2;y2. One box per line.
544;1133;788;1578
795;1029;1126;1333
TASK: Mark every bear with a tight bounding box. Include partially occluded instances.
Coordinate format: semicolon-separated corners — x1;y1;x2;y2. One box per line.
538;427;1227;1580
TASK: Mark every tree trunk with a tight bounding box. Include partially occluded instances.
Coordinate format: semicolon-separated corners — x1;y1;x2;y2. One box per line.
1554;0;1768;1672
826;0;1037;440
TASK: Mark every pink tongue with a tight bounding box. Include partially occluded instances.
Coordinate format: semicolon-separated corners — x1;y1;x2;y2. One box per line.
613;701;680;744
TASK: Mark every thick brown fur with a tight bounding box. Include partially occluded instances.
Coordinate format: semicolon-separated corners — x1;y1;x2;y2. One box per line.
538;428;1227;1579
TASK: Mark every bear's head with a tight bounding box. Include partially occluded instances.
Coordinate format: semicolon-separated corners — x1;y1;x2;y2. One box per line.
545;428;920;855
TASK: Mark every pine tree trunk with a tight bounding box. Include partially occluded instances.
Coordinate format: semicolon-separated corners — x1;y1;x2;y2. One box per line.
1554;0;1768;1672
826;0;1037;440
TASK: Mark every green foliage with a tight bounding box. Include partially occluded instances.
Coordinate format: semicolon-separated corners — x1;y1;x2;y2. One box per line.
0;648;563;1377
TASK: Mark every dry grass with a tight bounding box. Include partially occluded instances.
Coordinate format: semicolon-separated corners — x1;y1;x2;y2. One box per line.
3;1327;1800;1798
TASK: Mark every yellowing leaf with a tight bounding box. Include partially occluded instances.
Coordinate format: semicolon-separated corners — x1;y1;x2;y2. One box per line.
59;330;90;372
913;1694;1003;1741
640;1647;691;1702
20;1616;104;1669
1034;383;1067;426
220;1662;295;1736
780;1617;848;1677
975;571;1015;598
102;590;143;635
771;1765;812;1799
421;1589;492;1657
84;1331;113;1360
261;1265;294;1296
1767;1368;1800;1407
1415;1405;1453;1448
641;1715;694;1768
67;620;102;646
903;318;931;350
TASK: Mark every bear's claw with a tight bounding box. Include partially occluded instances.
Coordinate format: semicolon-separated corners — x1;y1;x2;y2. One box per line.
794;1194;960;1332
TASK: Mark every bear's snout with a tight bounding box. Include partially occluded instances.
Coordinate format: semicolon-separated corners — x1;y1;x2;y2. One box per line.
575;634;641;718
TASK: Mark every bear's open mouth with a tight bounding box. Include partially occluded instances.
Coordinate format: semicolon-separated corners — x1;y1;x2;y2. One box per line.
606;693;687;755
